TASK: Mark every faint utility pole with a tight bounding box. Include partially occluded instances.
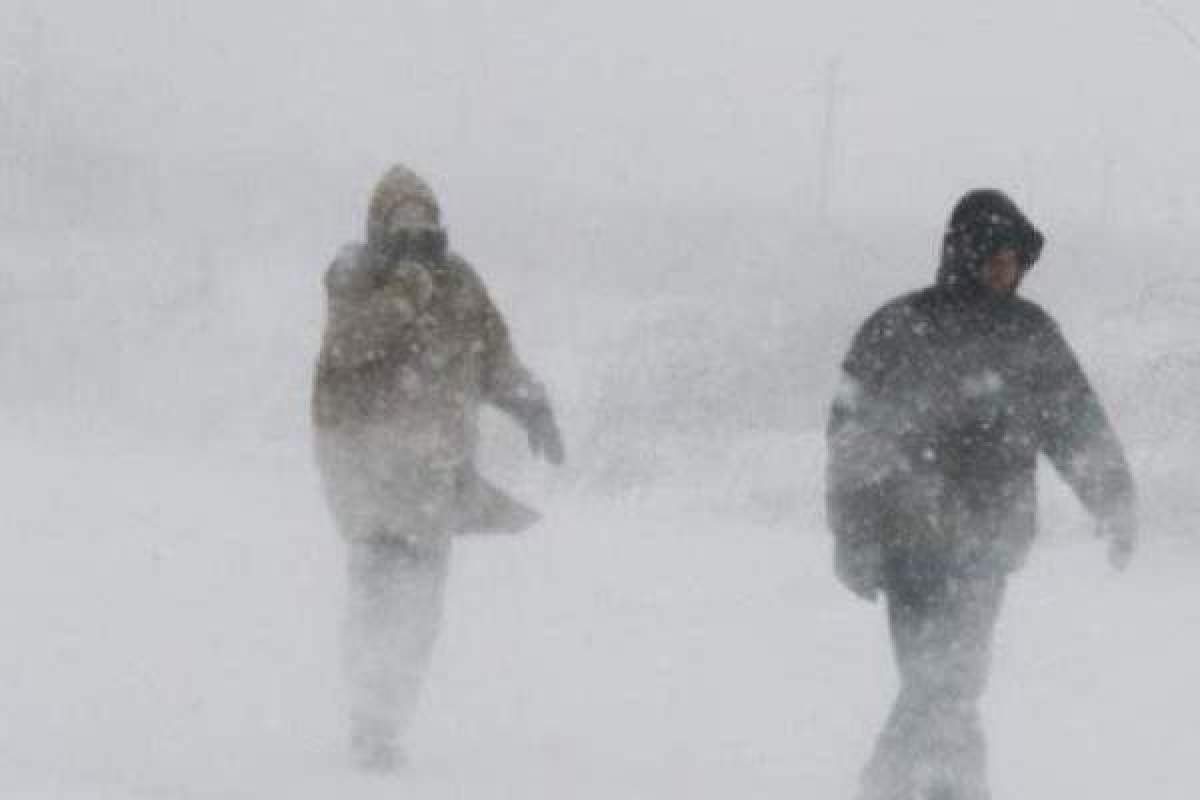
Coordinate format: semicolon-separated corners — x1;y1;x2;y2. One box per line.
1139;0;1200;59
815;56;848;225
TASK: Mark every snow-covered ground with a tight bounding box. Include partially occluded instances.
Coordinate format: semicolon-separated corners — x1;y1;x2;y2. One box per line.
1;422;1196;800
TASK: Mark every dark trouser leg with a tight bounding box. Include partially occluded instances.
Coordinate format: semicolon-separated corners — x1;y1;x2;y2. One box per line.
859;563;1006;800
343;534;451;767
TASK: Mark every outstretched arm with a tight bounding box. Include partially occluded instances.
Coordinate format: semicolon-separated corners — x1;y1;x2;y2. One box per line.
475;277;565;466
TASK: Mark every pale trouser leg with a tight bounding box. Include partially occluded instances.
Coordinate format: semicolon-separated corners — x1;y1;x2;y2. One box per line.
859;563;1005;800
343;534;451;766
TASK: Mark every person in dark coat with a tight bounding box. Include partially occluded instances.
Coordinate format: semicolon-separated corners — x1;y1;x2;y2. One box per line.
313;165;564;770
826;189;1137;800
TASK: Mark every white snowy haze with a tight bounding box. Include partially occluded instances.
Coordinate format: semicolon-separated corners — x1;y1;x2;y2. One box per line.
2;0;1199;797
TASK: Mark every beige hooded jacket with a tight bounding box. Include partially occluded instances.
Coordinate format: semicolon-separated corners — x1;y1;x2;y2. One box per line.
313;166;559;546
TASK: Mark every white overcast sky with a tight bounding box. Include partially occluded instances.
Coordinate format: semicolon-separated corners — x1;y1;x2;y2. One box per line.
10;0;1200;233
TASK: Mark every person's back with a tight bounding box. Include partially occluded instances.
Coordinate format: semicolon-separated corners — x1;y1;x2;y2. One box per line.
826;189;1136;800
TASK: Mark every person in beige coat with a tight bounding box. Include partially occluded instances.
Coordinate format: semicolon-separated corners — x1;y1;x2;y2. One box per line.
313;165;564;769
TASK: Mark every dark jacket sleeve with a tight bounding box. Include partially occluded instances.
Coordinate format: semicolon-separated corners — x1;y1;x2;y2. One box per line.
825;304;914;551
1033;318;1136;521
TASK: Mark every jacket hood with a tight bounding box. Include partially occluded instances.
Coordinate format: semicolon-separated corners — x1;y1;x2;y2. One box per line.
936;189;1045;291
366;165;443;247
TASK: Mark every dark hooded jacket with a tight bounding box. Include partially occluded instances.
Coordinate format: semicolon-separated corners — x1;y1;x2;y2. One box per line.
826;190;1135;575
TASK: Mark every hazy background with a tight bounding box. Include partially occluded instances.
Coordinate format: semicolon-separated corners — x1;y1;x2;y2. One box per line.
6;0;1200;432
2;1;1199;797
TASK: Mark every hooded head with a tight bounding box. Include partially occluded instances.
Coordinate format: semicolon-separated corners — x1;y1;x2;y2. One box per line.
937;189;1045;294
365;165;448;263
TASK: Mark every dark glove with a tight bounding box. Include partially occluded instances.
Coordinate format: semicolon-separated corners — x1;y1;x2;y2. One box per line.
1097;507;1137;572
834;537;883;603
526;407;565;466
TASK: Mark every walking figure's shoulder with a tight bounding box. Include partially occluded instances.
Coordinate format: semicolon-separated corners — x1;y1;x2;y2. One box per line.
435;251;496;313
1006;296;1068;346
324;242;371;294
1010;294;1056;326
440;251;485;288
856;289;934;344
